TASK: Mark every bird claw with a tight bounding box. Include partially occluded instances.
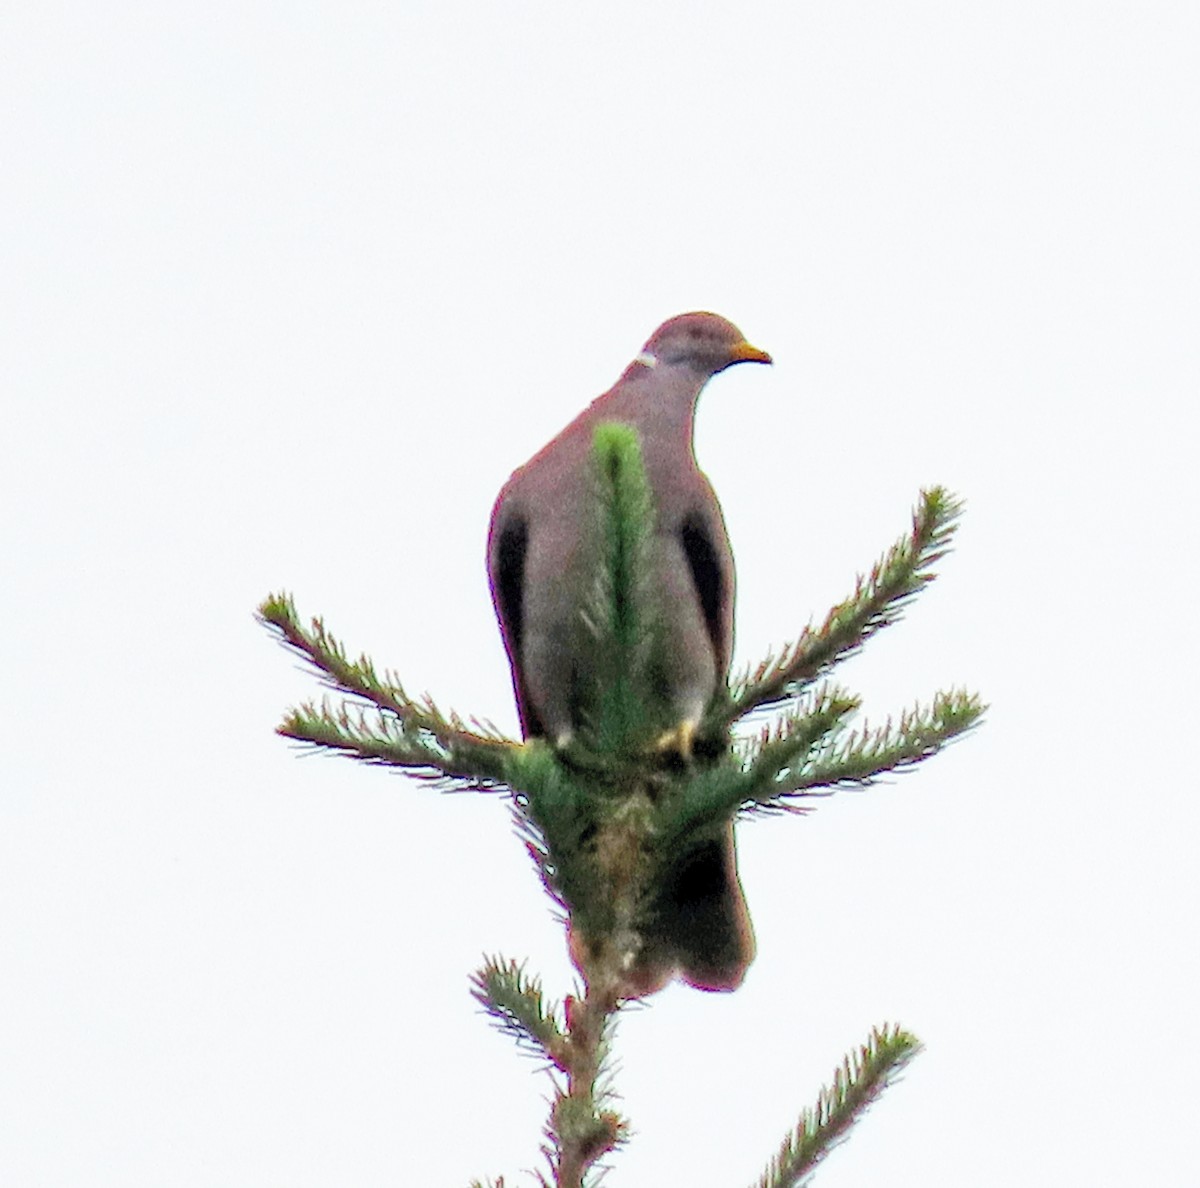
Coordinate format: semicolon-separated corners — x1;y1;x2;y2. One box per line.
654;719;697;763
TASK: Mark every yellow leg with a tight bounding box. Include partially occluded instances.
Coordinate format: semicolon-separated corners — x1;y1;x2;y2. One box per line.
654;718;697;762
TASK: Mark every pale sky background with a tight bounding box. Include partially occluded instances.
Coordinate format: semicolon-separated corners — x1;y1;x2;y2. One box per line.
3;3;1198;1185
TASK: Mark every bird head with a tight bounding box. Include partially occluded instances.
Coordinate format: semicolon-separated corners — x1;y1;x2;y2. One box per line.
636;312;772;376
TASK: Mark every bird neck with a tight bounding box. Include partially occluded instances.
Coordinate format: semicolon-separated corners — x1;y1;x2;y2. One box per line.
598;363;705;456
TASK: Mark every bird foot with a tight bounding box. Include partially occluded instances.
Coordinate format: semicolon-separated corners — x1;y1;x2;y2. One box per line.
653;719;697;763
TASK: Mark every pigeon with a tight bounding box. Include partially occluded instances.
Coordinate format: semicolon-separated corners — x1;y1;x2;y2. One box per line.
487;312;771;992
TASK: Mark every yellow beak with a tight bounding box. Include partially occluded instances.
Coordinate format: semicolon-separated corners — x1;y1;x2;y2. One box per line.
729;341;773;365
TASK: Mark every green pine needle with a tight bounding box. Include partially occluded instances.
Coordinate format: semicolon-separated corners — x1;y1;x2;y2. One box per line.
501;742;607;929
258;480;981;1187
471;957;566;1067
753;1025;921;1188
590;422;657;656
257;592;513;787
737;684;863;806
725;487;963;723
580;423;666;754
759;687;986;805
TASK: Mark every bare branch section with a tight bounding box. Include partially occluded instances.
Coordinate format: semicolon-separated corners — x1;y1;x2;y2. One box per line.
752;1025;922;1188
723;487;963;725
257;593;514;788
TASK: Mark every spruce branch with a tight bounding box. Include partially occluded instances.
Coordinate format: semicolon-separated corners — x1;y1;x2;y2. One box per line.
721;487;963;726
471;957;567;1068
579;423;668;756
588;424;658;663
646;686;861;859
275;697;500;788
548;982;628;1188
752;1025;921;1188
258;592;513;787
733;684;863;810
502;744;608;934
749;687;985;807
471;954;630;1188
260;453;980;1184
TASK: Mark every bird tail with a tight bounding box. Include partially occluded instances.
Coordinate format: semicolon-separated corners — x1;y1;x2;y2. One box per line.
640;821;756;993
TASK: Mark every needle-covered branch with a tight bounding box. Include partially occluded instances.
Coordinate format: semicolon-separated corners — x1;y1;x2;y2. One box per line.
651;686;863;850
258;592;514;787
471;957;567;1068
735;684;863;803
741;687;985;809
752;1025;922;1188
260;443;981;1185
720;487;963;728
548;987;627;1188
579;423;667;756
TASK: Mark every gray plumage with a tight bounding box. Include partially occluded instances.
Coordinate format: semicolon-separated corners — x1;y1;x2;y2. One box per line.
487;311;771;992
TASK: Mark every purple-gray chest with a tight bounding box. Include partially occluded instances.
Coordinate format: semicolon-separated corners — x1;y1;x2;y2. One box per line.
487;366;735;743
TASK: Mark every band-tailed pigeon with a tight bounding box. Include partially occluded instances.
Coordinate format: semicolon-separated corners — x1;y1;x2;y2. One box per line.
487;311;771;992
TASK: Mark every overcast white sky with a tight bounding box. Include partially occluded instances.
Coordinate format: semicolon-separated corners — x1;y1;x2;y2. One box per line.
3;2;1198;1185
